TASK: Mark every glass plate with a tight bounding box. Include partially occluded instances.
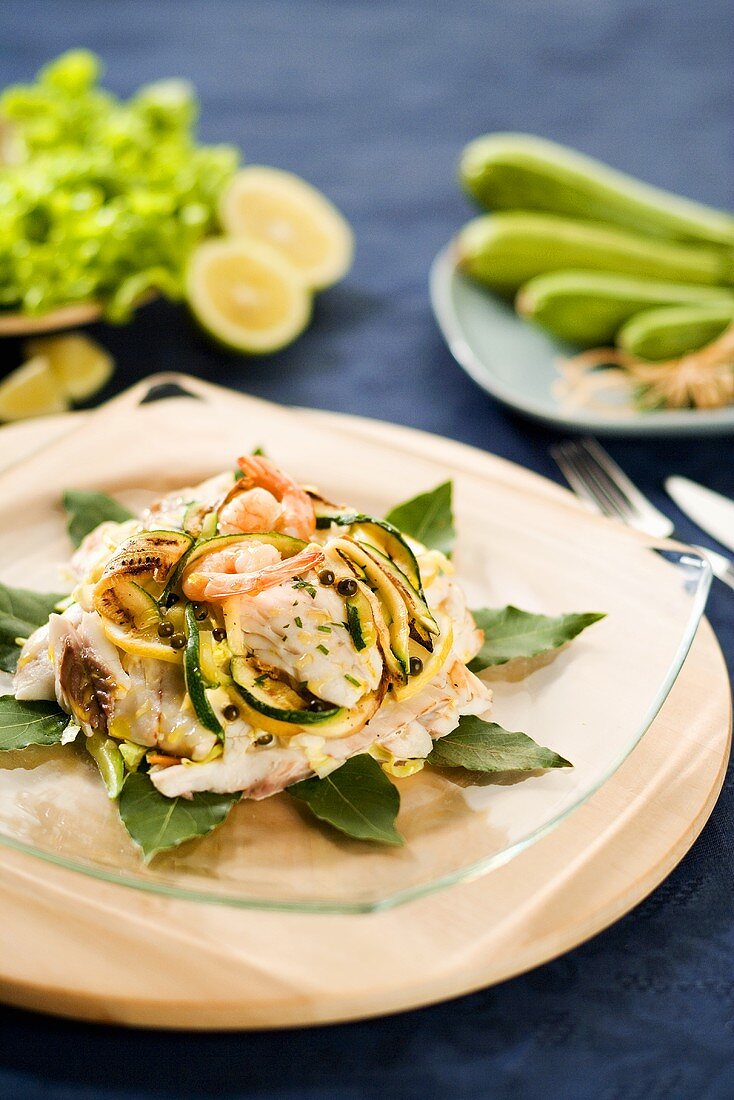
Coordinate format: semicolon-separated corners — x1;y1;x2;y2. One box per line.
430;244;734;437
0;383;712;912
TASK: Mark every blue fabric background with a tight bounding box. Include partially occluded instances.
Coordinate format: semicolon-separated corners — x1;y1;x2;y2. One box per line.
0;1;733;1096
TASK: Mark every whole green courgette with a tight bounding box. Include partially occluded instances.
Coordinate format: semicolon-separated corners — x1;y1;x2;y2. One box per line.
617;302;734;361
457;213;734;296
516;270;734;346
460;133;734;247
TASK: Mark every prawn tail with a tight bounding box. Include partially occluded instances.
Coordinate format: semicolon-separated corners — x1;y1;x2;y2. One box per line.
236;454;286;490
246;544;326;596
188;544;325;601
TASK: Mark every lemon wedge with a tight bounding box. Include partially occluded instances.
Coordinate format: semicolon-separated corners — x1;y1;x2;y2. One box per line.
0;355;69;421
25;333;114;402
219;166;354;290
187;237;311;354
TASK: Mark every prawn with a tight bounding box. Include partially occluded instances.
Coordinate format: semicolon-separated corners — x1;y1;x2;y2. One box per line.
182;542;324;601
218;455;316;540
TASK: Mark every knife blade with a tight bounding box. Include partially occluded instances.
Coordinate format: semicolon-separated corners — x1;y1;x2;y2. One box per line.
666;477;734;555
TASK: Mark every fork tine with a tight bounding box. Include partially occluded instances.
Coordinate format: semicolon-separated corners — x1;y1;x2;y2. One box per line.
553;437;675;539
578;438;641;509
577;437;675;538
550;440;625;521
550;443;617;518
566;441;633;520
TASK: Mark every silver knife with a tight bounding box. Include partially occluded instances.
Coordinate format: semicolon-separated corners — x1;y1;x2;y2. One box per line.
666;476;734;555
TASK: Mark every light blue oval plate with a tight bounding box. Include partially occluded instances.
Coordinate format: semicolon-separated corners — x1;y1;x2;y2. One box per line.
429;244;734;437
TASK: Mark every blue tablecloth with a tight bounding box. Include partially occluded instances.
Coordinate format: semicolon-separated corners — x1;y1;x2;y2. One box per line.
1;2;733;1096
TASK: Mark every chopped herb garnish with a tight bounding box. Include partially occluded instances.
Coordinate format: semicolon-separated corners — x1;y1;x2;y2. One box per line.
317;644;329;655
294;616;303;628
293;581;317;598
344;674;361;687
317;624;332;634
253;673;269;686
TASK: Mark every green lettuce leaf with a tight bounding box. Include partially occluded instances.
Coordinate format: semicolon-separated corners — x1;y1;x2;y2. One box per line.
0;695;68;751
384;481;455;557
428;715;571;772
0;580;67;673
62;489;134;548
117;771;239;861
469;606;605;672
289;754;404;845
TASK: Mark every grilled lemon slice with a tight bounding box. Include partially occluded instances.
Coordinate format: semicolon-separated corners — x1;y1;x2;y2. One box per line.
219;166;354;290
392;612;454;703
187;237;311;354
101;619;183;664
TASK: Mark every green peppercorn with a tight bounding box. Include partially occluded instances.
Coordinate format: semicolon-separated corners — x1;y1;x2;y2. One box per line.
222;704;239;721
337;577;358;597
308;697;332;713
409;656;423;677
194;606;208;622
163;592;179;608
212;627;226;642
170;632;186;650
254;733;274;747
157;621;175;638
319;569;335;587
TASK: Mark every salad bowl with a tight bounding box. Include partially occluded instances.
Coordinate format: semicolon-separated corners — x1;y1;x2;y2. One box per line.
0;290;159;338
0;376;712;912
0;300;104;337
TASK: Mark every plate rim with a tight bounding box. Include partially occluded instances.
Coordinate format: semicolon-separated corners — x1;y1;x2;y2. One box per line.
429;243;734;437
0;376;716;912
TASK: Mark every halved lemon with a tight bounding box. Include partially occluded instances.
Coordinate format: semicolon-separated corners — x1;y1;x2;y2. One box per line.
219;167;354;290
25;332;114;402
187;237;311;354
0;355;69;421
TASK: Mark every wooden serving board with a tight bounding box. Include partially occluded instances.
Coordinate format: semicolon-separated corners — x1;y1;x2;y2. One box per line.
0;376;729;1029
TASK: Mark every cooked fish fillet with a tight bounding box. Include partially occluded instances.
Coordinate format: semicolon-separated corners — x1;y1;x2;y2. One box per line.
109;656;218;761
13;621;55;701
150;660;491;798
141;472;234;532
15;465;493;804
223;575;383;708
46;606;128;732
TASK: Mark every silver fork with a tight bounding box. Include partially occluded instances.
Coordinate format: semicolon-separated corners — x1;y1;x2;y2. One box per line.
551;437;734;591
